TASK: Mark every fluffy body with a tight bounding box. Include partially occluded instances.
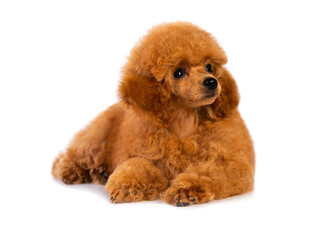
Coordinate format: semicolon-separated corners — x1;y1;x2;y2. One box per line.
52;22;255;206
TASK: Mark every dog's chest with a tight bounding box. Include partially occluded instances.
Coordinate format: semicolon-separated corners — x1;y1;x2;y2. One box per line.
169;108;198;138
128;124;211;176
125;110;213;176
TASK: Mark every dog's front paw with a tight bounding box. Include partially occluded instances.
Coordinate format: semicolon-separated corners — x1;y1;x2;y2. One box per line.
161;173;214;207
106;182;146;203
105;158;169;203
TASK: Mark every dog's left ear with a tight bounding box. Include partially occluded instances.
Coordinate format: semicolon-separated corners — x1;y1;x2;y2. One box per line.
209;68;240;119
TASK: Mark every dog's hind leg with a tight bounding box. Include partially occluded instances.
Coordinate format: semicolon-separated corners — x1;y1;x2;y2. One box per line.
52;103;125;184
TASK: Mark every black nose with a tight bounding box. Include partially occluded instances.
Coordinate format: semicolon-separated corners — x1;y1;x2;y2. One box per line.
203;77;218;90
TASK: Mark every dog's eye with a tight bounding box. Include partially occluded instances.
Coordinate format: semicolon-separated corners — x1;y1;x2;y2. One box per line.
205;64;212;73
173;68;185;79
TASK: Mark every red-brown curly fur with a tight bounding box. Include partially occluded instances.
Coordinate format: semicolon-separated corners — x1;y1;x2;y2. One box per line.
52;22;255;206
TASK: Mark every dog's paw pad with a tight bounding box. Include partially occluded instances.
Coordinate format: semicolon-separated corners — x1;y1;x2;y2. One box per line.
176;201;190;207
161;183;213;206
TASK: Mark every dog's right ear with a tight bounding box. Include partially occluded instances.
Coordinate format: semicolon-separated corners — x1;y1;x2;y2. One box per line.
118;25;174;127
118;73;172;128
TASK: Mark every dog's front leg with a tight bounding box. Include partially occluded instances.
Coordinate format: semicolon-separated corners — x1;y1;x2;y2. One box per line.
161;157;254;206
105;157;169;203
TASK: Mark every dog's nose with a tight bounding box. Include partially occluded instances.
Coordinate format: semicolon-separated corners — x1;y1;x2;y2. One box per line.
203;77;218;90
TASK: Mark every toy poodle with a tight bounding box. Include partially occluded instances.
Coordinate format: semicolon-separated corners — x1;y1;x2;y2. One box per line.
52;22;255;206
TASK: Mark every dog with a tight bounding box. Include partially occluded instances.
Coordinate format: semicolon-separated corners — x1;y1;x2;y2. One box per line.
52;22;255;206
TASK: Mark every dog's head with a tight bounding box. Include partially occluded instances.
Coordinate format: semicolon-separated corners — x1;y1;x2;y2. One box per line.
119;22;239;127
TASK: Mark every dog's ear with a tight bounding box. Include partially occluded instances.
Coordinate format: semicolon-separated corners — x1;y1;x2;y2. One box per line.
208;68;239;119
118;74;172;127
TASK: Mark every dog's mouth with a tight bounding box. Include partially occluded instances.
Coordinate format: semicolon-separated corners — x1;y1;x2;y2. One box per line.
203;88;220;99
204;92;216;99
185;93;217;107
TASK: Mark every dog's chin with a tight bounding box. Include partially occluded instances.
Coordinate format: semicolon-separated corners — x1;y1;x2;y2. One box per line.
185;91;219;108
187;96;217;108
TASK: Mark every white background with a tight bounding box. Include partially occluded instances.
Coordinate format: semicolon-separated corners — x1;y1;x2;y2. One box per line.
1;0;309;239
